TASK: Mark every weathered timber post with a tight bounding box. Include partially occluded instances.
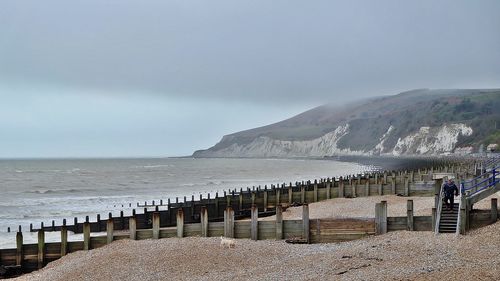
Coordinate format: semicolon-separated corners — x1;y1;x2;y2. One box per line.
276;205;283;240
375;203;381;234
375;201;388;235
339;177;345;198
152;212;160;239
96;214;101;232
73;217;78;233
276;188;281;207
200;206;208;237
251;204;258;241
37;229;45;269
263;190;268;212
365;180;370;197
177;208;184;238
432;208;437;233
302;204;310;243
288;185;293;204
215;193;219;217
224;207;234;238
61;220;67;257
391;177;396;194
326;182;331;199
352;182;357;198
129;216;137;240
407;200;414;231
239;192;243;211
300;185;305;203
459;195;467;234
16;230;23;266
83;222;90;250
404;178;410;197
106;218;114;244
491;198;498;224
378;182;383;196
313;183;318;202
251;192;256;206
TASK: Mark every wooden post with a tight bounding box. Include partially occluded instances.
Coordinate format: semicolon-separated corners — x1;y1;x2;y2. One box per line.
83;222;90;250
326;182;331;199
491;198;498;223
432;208;437;233
404;178;410;197
375;203;381;234
16;230;23;266
407;200;414;231
313;184;318;202
288;185;293;204
251;204;258;241
224;207;234;238
352;182;357;198
276;188;281;207
459;196;467;234
391;177;396;194
107;218;114;244
251;192;256;206
129;216;137;240
61;222;67;257
37;229;45;269
263;190;268;212
339;178;344;198
152;212;160;239
365;180;370;197
200;206;208;237
300;185;305;203
276;205;283;240
302;204;310;243
239;193;243;210
177;208;184;238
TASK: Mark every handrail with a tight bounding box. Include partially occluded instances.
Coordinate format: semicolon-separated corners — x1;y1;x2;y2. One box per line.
462;167;498;198
435;183;444;235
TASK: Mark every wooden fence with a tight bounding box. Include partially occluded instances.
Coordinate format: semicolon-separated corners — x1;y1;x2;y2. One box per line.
25;162;475;236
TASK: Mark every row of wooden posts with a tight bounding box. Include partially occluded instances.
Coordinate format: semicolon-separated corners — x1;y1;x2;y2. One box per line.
5;197;499;273
26;162;477;236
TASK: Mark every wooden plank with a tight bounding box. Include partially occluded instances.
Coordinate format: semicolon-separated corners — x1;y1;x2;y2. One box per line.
201;206;208;237
407;200;414;231
303;204;310;243
37;230;45;269
83;222;90;250
176;208;184;238
251;205;258;240
129;216;137;240
60;225;67;257
16;231;23;266
492;198;498;223
276;205;283;240
107;218;114;244
152;212;160;239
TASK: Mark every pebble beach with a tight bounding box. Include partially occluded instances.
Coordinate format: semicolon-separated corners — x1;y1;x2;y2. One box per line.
13;194;500;281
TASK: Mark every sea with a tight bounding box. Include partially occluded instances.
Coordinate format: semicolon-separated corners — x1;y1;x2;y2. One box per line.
0;157;375;248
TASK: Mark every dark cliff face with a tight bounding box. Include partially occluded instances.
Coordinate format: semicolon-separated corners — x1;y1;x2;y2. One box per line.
193;89;500;158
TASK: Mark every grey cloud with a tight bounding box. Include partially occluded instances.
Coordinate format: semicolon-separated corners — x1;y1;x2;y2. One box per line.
1;0;499;104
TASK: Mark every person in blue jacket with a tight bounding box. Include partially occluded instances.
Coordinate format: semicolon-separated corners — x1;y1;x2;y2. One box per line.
443;179;459;210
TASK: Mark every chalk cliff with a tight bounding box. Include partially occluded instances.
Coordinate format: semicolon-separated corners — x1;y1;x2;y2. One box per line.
193;89;500;157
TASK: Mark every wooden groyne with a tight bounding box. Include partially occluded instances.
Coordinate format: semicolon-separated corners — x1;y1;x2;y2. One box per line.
1;159;494;277
27;163;475;235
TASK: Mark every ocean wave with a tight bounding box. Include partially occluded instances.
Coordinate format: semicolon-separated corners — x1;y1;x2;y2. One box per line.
132;164;173;169
25;188;91;194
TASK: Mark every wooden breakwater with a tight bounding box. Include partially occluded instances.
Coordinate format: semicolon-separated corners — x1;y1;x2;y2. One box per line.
27;162;475;236
0;202;433;273
2;197;498;275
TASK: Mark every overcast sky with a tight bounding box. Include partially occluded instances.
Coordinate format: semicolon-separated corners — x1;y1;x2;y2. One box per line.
1;0;499;158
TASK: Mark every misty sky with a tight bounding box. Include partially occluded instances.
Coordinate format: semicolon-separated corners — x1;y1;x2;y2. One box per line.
1;1;499;158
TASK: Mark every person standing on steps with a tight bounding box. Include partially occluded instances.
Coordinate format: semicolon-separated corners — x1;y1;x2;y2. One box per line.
443;179;459;210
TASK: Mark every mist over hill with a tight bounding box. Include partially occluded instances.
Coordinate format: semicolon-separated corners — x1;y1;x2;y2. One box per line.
193;89;500;158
